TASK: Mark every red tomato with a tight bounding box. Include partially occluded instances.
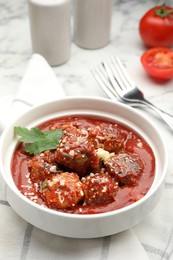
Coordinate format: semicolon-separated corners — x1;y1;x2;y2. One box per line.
139;5;173;47
141;47;173;80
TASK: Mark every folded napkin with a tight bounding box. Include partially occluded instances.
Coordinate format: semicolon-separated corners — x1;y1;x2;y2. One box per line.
0;54;65;133
0;54;150;260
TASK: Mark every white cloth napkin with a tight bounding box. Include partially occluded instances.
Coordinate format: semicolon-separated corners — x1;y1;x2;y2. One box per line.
0;54;65;133
0;54;150;260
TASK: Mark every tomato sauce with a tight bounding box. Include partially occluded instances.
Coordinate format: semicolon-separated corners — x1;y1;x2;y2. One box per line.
11;116;155;214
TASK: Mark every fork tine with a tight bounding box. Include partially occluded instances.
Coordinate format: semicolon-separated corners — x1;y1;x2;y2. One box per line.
103;55;135;95
91;64;118;101
103;59;125;97
111;56;136;90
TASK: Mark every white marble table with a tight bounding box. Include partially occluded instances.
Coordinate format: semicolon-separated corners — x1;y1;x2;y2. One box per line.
1;0;173;259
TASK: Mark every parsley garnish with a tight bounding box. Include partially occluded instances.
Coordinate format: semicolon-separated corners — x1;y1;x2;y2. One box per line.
14;126;62;155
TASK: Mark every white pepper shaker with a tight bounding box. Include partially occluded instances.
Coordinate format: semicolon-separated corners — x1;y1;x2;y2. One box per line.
73;0;112;49
28;0;71;66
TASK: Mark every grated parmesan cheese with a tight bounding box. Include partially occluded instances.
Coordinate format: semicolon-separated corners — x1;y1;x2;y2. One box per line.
96;148;112;162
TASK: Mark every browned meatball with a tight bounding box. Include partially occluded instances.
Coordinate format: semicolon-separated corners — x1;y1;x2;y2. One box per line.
105;152;144;186
29;150;61;181
56;125;99;176
42;172;84;209
88;123;127;153
82;172;119;206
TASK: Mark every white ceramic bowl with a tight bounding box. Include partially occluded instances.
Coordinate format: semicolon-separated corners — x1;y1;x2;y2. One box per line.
0;96;168;238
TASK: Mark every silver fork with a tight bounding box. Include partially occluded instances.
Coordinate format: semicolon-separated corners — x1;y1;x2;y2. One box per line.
92;55;173;130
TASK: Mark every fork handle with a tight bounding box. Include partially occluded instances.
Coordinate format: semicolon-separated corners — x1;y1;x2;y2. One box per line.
124;87;173;118
141;98;173;118
137;98;173;130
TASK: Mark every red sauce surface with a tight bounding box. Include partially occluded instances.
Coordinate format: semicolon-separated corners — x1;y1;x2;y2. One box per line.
11;116;155;214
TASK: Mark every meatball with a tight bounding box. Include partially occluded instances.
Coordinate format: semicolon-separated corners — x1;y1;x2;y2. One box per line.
105;152;144;186
29;150;61;181
42;172;84;209
82;172;119;206
56;125;99;176
88;123;126;153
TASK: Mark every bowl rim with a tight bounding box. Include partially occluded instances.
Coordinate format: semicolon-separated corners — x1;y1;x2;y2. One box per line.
0;96;168;219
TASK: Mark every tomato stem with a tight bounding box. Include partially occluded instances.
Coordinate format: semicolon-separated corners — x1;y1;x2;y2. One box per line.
154;4;173;18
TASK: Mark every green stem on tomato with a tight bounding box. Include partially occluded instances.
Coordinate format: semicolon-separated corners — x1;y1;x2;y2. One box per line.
154;3;173;18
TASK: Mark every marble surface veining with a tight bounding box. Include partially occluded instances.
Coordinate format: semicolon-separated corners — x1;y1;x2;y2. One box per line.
0;0;173;115
1;1;173;260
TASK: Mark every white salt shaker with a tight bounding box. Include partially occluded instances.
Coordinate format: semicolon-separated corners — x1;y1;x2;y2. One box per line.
73;0;112;49
28;0;71;66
